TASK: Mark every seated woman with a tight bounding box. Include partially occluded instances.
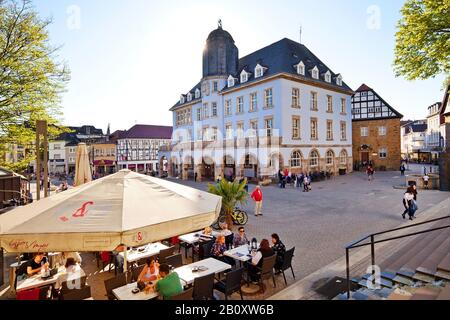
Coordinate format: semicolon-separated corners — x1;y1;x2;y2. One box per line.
271;233;286;272
210;235;234;266
54;258;85;292
247;239;274;283
138;258;160;284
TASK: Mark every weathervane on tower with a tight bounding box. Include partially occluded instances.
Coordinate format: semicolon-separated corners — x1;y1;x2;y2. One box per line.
218;19;222;29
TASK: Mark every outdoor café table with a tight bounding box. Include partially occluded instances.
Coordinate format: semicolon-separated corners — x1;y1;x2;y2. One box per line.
224;245;252;263
178;231;214;259
173;258;232;286
120;242;169;264
16;267;86;293
113;283;159;301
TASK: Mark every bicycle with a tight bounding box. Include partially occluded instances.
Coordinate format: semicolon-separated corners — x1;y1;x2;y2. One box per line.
212;207;248;230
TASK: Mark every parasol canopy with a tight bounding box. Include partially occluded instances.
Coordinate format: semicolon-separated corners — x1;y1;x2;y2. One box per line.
0;170;221;253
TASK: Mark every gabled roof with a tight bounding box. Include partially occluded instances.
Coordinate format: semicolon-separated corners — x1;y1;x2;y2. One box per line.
222;38;352;93
119;125;173;140
171;38;353;110
352;83;404;120
170;82;202;111
69;125;104;136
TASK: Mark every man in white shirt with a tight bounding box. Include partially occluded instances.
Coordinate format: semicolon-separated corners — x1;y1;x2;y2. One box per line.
423;174;430;189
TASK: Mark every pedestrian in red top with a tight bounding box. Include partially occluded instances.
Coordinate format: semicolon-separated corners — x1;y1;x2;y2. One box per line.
251;185;263;216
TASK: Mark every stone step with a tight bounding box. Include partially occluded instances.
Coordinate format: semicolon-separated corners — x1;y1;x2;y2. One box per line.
396;228;450;279
434;270;450;281
411;273;436;284
392;274;416;286
436;285;450;300
415;233;450;276
410;286;442;300
359;275;394;289
437;252;450;273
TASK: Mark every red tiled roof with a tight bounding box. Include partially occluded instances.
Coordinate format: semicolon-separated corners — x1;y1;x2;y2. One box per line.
122;125;173;139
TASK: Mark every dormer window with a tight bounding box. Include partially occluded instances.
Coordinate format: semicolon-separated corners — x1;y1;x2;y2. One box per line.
325;71;331;83
195;88;200;99
240;70;248;83
180;95;185;104
296;61;305;75
311;66;319;79
228;75;235;87
187;93;192;102
336;74;343;86
255;64;265;78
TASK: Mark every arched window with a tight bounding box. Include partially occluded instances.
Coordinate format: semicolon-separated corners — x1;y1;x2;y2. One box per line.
326;150;334;165
290;151;302;168
309;150;319;167
340;150;348;165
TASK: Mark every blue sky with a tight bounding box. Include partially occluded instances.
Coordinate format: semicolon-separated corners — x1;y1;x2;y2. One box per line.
35;0;447;133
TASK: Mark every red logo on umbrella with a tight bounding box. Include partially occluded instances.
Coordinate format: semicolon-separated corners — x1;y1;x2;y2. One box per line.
60;201;94;222
137;232;143;241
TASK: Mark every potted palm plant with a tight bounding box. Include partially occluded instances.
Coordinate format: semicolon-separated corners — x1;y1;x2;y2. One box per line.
208;178;248;228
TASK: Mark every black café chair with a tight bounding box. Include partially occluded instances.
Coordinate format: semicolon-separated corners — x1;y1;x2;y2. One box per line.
214;268;244;300
197;240;214;261
170;287;194;300
225;234;234;250
62;285;92;300
165;253;183;268
193;273;215;300
253;254;277;293
279;247;296;286
132;264;145;282
104;273;127;300
158;247;175;264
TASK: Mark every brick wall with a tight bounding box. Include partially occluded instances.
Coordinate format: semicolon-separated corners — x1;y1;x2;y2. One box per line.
352;118;401;170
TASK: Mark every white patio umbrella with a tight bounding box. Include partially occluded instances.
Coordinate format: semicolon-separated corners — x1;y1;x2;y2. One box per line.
74;143;92;187
0;170;221;258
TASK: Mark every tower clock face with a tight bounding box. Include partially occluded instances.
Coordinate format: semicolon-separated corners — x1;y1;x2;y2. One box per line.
202;81;210;96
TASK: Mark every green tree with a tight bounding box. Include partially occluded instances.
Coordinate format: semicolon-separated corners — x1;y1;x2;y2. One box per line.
394;0;450;80
207;178;248;228
0;0;70;172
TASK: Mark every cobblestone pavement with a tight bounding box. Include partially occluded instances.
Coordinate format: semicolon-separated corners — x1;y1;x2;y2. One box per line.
169;171;449;282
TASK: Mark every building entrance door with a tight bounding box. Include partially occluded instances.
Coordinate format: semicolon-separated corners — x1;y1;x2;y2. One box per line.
361;152;369;164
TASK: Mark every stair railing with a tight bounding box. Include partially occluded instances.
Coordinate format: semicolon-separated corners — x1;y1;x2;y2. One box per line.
344;215;450;299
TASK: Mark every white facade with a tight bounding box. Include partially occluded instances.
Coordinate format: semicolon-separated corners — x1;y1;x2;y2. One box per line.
425;103;442;154
171;76;353;180
48;141;66;174
117;138;171;173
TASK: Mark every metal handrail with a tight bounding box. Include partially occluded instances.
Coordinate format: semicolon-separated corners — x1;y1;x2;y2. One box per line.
344;215;450;299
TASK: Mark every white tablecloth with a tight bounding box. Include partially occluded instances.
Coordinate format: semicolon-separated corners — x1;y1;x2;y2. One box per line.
120;242;170;263
16;266;86;292
173;258;231;285
224;245;253;262
112;283;159;300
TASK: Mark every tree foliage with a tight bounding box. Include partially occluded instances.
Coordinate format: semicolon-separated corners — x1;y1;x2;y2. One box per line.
0;0;70;172
207;178;248;228
394;0;450;80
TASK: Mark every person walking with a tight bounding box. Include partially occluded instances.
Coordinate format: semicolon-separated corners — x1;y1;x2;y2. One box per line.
423;174;430;190
278;169;283;188
400;164;406;176
366;165;374;181
251;185;263;216
303;175;310;192
402;188;417;220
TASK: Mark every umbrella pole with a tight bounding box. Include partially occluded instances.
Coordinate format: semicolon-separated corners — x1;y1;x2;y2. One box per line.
0;248;3;286
123;249;128;276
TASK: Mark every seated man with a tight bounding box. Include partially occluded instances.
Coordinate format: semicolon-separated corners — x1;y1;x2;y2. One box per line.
15;252;49;288
154;263;183;300
233;227;249;247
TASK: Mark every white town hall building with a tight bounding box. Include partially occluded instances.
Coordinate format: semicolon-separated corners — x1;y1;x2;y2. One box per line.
159;24;354;181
